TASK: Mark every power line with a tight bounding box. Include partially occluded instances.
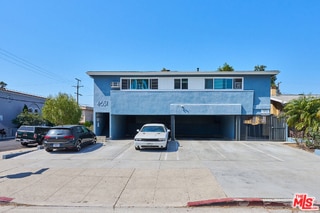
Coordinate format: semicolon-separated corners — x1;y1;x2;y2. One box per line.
0;47;73;84
0;94;45;104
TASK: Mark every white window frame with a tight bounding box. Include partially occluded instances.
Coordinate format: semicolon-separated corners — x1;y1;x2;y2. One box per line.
174;78;188;90
120;78;159;90
204;77;243;90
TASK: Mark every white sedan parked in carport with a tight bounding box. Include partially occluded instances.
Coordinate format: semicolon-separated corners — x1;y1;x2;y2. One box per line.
134;123;170;150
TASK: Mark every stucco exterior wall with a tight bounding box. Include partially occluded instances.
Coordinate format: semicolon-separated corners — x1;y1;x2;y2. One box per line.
244;75;271;114
88;71;278;140
110;90;255;115
0;89;46;136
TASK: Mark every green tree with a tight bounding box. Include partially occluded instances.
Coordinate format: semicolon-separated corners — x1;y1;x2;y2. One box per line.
23;104;28;112
42;93;81;125
254;65;266;71
253;65;277;87
284;96;310;136
12;105;46;126
161;68;170;72
0;81;7;89
217;63;234;71
284;96;320;147
271;75;277;88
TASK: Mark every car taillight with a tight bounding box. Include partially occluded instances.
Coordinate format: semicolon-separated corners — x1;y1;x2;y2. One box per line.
64;135;75;140
34;133;37;139
44;135;51;140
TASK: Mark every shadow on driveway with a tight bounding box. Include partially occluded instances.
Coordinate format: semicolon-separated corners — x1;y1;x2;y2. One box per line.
46;142;104;155
0;168;49;179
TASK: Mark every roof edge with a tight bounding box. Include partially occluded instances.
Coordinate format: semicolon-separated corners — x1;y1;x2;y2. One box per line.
87;70;280;77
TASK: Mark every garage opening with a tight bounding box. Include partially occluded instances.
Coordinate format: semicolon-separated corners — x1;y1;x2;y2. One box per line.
111;115;235;140
175;115;234;139
121;115;171;139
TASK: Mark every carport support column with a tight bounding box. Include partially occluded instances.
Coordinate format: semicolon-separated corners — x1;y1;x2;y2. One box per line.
170;115;176;141
235;115;241;141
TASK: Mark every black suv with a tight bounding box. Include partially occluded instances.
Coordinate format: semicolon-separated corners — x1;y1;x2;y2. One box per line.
15;126;51;146
43;125;97;152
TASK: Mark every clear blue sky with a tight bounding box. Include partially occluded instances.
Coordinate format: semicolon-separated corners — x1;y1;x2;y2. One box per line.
1;0;319;106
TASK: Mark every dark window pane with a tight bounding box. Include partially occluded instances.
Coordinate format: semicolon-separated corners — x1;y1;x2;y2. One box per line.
182;79;188;89
121;79;130;89
205;79;213;89
174;79;181;89
150;79;158;89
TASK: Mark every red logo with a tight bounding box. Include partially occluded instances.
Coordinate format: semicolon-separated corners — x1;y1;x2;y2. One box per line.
292;193;319;211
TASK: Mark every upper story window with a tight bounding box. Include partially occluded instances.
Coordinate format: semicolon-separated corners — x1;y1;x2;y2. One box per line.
174;78;188;89
233;78;242;89
121;79;130;89
150;79;158;89
214;79;233;89
131;79;149;89
205;78;243;90
121;78;158;90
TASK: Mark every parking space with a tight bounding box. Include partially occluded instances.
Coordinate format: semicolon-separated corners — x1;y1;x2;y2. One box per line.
0;139;320;208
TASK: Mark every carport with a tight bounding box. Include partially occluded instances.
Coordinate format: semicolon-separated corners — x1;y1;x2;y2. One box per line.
110;114;237;140
110;115;171;139
174;115;235;139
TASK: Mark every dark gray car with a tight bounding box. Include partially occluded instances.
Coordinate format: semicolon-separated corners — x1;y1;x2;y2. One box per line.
43;125;97;152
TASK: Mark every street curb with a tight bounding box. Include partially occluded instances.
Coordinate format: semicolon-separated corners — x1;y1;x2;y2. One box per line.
1;149;38;159
187;197;293;207
0;197;14;203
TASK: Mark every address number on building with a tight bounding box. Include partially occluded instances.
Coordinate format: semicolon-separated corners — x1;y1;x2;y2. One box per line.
97;100;108;107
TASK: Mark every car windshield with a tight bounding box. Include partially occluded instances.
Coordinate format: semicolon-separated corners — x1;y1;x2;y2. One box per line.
18;126;35;131
47;129;71;136
140;126;165;133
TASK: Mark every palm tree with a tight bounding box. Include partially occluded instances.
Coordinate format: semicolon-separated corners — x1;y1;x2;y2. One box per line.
254;65;266;71
284;96;309;136
284;96;320;146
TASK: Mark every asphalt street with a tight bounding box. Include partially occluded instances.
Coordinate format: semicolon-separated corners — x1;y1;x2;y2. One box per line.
0;138;31;152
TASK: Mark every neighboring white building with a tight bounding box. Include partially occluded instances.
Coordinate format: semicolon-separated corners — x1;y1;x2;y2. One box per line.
80;106;93;124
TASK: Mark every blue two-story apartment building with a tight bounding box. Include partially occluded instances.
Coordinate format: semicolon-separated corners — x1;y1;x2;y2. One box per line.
87;70;280;141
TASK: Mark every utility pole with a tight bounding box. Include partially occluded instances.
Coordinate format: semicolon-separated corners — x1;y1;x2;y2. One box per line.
73;78;83;105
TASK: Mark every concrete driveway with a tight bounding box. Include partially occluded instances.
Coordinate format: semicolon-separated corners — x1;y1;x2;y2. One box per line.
0;140;319;211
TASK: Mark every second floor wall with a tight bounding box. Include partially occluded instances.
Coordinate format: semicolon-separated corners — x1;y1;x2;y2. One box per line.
91;71;275;116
